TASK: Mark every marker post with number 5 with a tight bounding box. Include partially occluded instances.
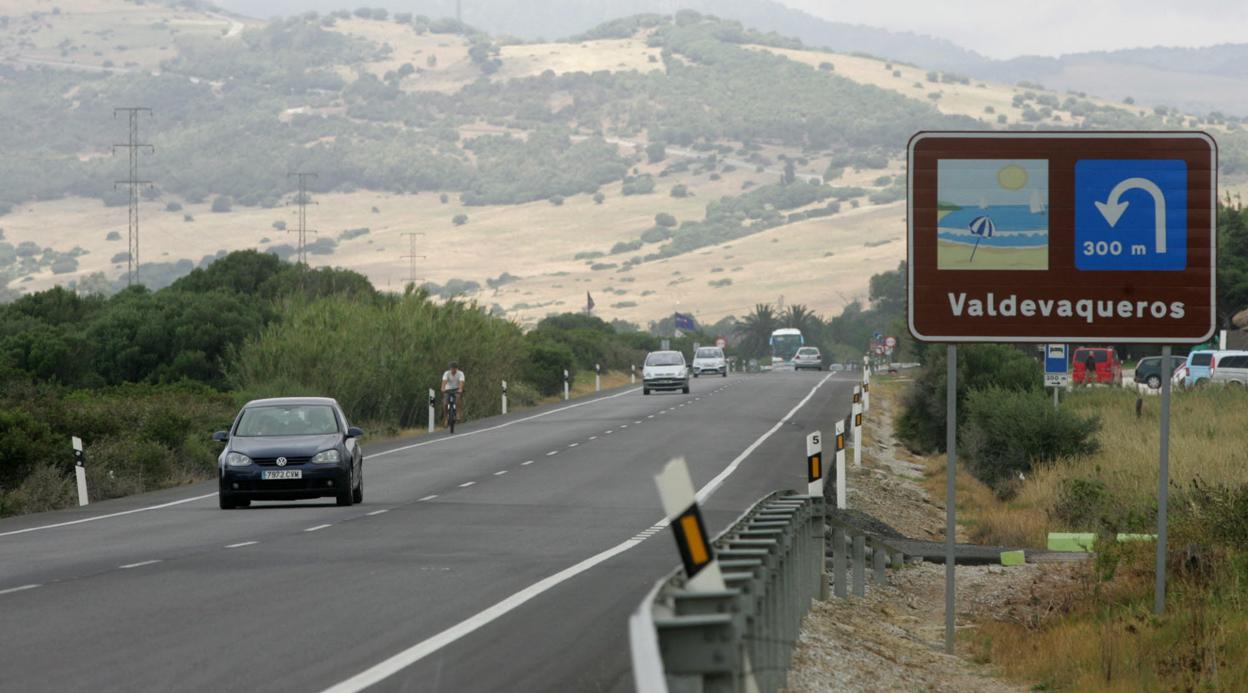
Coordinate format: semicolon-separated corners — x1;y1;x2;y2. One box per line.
806;431;823;497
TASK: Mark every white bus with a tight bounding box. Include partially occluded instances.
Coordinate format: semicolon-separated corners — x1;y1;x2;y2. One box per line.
769;328;804;366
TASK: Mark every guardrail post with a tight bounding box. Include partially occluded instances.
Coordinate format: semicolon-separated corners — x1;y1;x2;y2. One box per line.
831;526;847;599
852;533;866;597
871;538;887;584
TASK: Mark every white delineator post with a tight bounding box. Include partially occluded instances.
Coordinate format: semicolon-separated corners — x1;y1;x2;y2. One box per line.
630;364;636;384
806;431;824;497
862;371;871;414
501;380;508;415
427;388;436;433
595;364;601;392
563;369;570;401
654;457;725;592
834;420;847;509
852;402;863;467
72;436;89;506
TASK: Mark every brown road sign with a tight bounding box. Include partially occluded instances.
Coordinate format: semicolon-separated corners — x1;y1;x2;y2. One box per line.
908;132;1216;343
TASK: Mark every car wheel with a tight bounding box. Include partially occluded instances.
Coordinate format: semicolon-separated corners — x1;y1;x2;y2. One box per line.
722;370;727;378
693;372;699;378
682;384;690;394
336;469;354;507
236;499;251;508
643;387;650;395
1146;375;1162;389
352;466;364;504
218;492;236;510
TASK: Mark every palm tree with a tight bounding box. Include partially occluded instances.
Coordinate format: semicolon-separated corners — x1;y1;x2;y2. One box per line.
781;304;819;336
738;304;777;360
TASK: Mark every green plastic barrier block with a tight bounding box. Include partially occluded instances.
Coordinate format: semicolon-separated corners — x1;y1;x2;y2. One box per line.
1116;533;1157;543
999;550;1026;566
1047;532;1095;552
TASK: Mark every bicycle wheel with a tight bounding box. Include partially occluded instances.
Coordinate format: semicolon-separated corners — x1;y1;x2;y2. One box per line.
449;404;456;434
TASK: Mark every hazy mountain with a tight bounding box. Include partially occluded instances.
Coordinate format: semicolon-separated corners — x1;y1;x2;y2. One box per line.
210;0;990;69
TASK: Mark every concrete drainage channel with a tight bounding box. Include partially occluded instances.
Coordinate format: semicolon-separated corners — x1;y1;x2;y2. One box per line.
629;491;827;693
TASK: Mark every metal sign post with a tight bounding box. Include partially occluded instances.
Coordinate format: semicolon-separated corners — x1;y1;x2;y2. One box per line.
1156;346;1172;615
945;346;957;654
1044;344;1069;410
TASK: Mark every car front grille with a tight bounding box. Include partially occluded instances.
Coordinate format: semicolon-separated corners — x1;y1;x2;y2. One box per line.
254;456;313;467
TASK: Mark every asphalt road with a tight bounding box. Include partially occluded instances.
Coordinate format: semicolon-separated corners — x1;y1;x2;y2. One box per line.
0;371;858;693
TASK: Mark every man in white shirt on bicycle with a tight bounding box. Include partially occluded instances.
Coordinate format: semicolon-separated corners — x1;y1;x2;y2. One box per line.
441;361;466;427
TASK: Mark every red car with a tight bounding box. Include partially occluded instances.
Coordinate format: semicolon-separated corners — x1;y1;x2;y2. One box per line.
1072;347;1122;386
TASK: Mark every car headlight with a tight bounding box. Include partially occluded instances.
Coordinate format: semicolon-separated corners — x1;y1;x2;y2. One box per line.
225;452;252;467
313;449;340;464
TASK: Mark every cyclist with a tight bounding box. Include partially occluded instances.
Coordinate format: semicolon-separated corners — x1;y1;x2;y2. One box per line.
441;361;466;428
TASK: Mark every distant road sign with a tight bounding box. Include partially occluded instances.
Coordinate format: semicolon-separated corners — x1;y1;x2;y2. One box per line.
907;132;1216;343
715;337;727;349
1044;343;1070;387
884;336;897;348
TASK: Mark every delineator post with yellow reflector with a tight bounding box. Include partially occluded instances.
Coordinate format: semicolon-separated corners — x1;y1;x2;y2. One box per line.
806;431;823;497
862;372;871;414
834;420;846;509
654;457;725;591
852;402;863;467
852;385;861;405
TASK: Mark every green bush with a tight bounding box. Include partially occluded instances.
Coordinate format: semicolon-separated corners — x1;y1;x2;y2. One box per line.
523;338;575;396
961;387;1100;494
897;344;1041;453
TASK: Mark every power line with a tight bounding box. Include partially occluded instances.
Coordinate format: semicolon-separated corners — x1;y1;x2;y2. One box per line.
112;107;153;286
400;232;426;289
287;172;318;266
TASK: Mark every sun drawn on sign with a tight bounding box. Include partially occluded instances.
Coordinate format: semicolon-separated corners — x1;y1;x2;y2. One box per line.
936;159;1049;270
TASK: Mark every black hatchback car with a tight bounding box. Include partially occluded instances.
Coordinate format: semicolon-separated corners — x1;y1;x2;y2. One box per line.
213;397;365;509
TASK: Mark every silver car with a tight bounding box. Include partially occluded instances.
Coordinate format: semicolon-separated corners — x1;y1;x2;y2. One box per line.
793;346;823;371
1210;351;1248;387
692;346;727;377
643;350;690;395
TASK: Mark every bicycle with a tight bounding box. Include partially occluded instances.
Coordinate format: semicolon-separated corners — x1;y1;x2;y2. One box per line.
445;390;459;434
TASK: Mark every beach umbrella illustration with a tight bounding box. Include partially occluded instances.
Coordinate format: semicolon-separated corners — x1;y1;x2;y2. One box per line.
967;215;995;262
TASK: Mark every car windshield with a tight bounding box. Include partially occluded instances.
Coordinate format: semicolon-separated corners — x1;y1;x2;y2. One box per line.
1190;353;1213;367
696;348;722;358
798;348;819;356
1075;350;1108;363
646;352;684;366
235;405;339;437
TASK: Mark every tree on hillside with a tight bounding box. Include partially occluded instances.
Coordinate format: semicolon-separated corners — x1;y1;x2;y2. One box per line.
780;304;819;338
738;304;777;360
646;142;667;164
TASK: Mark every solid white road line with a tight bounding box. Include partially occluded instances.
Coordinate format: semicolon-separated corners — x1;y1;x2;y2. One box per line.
493;470;508;476
418;495;439;501
370;387;641;459
321;373;834;693
304;524;332;533
0;584;40;596
458;481;475;488
366;509;389;516
0;492;219;539
119;560;161;569
225;541;258;549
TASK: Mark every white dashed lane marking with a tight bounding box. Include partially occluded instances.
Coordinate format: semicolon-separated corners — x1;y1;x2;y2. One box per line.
366;509;389;516
493;470;508;476
546;450;559;457
304;525;332;533
0;584;40;596
119;560;162;569
225;541;258;549
521;461;534;466
459;481;476;488
419;495;439;501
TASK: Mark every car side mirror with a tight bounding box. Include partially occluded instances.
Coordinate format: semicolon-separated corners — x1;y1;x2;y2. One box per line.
346;427;365;439
212;431;229;443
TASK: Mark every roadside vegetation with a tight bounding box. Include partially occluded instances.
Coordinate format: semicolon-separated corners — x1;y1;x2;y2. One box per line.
0;251;655;517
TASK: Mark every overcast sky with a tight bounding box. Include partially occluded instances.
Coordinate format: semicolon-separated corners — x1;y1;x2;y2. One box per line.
779;0;1247;58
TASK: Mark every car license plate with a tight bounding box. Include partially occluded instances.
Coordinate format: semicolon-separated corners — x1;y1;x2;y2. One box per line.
261;470;302;480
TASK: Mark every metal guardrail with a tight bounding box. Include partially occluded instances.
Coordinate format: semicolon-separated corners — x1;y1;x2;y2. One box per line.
824;513;906;599
629;491;826;693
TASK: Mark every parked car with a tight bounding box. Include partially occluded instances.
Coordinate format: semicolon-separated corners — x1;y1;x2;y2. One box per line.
692;346;728;377
1183;349;1217;388
1172;363;1189;390
792;346;823;371
643;350;690;395
1210;351;1248;387
1133;355;1186;389
1072;347;1122;386
213;397;365;509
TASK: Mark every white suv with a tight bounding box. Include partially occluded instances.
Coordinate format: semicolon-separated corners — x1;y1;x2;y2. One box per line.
692;346;727;377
